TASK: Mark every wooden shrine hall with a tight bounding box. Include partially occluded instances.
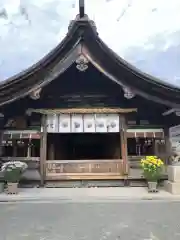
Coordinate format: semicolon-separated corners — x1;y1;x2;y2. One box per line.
0;3;180;186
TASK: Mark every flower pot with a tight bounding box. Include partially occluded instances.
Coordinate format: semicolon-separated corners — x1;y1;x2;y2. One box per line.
0;182;4;193
147;181;158;193
6;182;19;194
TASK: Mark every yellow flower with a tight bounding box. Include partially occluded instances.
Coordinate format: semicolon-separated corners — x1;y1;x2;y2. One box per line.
141;155;164;171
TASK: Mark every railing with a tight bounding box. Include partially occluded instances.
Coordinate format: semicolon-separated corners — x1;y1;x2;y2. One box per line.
46;159;125;180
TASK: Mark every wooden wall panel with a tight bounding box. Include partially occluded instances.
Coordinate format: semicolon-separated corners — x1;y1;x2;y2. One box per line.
46;159;125;180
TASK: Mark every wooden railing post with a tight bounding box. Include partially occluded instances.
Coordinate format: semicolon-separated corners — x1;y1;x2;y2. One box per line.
40;115;47;186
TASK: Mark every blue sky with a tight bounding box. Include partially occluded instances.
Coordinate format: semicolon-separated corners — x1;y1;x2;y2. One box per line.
0;0;180;86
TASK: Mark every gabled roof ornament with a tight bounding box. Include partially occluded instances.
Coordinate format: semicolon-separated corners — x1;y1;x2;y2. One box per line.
68;0;97;33
175;110;180;116
76;54;89;72
123;87;135;99
26;108;33;116
79;0;85;18
29;88;42;100
68;14;97;33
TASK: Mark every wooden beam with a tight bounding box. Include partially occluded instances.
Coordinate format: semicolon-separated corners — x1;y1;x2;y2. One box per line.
29;108;137;114
40;115;47;186
162;108;177;116
46;175;126;181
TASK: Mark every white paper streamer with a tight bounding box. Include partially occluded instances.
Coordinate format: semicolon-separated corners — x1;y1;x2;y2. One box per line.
46;114;58;133
71;114;83;133
84;114;96;133
106;114;119;132
95;114;107;133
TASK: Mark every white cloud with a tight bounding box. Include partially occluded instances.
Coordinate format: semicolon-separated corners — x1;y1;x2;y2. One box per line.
0;0;180;86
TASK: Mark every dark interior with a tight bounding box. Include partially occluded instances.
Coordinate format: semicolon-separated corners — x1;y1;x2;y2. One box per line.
47;133;121;160
2;139;40;157
127;138;154;156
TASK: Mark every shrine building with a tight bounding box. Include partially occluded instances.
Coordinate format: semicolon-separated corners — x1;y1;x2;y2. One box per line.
0;6;180;186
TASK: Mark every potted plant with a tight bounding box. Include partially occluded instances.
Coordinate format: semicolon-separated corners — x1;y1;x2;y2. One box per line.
1;161;28;194
140;156;164;192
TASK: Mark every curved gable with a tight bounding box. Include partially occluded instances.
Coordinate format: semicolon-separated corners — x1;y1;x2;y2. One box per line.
0;14;180;108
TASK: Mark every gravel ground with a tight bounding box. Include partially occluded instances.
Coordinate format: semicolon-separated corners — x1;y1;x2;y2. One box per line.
0;200;179;240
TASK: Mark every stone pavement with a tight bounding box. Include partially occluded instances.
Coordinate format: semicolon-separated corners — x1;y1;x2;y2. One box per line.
0;187;180;202
1;201;180;240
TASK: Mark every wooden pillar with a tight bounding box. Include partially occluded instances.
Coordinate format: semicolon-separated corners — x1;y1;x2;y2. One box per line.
120;115;128;174
154;139;158;156
154;129;168;164
40;115;47;186
164;127;171;165
0;116;4;162
0;131;4;161
13;142;17;157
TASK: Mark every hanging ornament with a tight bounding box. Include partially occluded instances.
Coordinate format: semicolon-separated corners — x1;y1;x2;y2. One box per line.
123;87;135;99
76;54;89;72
